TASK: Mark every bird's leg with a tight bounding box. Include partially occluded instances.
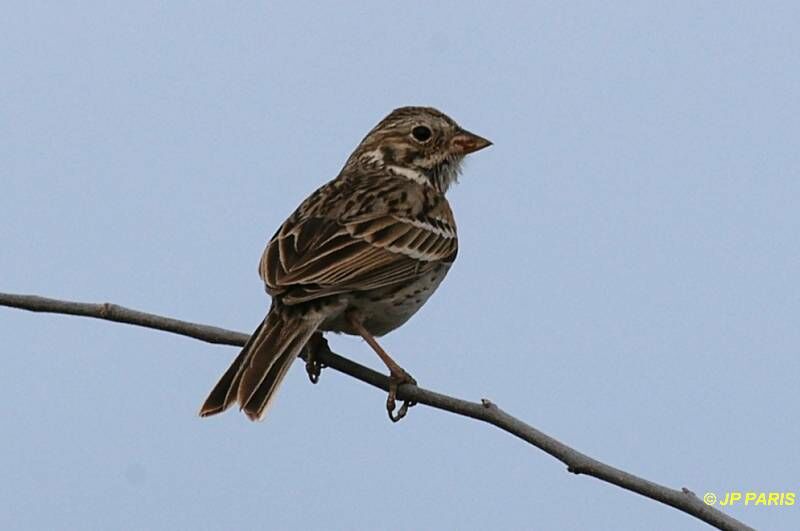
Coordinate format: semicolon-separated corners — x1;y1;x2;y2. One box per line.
304;332;329;384
346;312;417;422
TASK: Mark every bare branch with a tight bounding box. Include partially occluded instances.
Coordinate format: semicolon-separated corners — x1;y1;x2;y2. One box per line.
0;292;753;531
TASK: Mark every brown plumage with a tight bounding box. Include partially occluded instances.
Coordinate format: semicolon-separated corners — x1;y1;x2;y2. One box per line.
199;106;491;421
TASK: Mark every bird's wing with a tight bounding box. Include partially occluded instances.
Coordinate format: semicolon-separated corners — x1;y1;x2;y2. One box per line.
259;179;457;304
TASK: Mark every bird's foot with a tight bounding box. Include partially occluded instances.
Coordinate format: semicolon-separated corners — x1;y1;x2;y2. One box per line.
387;368;417;423
305;333;330;384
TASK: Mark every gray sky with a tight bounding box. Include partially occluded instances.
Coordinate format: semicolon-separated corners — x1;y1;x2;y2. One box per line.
2;3;799;530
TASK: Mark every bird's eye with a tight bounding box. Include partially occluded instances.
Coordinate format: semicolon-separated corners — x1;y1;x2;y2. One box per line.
411;125;432;143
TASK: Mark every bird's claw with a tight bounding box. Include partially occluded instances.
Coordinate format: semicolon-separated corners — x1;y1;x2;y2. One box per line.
306;356;325;384
305;334;330;384
386;370;417;423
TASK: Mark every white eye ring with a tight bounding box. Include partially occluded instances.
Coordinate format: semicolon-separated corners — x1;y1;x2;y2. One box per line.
411;125;433;143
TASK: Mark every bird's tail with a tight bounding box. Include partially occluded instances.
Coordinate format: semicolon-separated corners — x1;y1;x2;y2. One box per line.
199;305;322;421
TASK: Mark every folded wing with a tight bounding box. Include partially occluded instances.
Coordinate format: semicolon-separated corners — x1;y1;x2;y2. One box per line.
259;181;457;305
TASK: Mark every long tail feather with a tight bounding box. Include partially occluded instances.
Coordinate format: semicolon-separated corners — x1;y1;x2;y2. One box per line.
198;319;266;417
199;307;321;420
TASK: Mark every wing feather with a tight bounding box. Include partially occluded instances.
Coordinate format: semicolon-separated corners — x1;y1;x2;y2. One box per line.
260;178;458;305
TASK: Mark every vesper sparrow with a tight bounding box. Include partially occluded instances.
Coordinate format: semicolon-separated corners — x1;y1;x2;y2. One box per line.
199;107;491;422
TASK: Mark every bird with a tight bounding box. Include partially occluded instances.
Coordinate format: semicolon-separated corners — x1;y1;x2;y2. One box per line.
199;106;491;422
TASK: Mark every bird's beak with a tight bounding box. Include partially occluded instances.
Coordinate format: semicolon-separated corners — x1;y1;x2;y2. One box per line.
450;129;492;154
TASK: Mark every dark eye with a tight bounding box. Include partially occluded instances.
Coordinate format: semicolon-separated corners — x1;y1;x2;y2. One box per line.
411;125;432;143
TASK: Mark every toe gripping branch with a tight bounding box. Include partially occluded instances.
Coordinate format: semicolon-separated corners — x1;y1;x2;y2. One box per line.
302;330;417;423
305;333;329;384
386;371;417;423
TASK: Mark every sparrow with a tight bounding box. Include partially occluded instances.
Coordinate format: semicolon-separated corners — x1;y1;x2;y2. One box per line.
199;106;491;422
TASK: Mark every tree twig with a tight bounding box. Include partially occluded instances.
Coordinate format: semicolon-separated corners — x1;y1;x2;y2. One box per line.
0;292;753;531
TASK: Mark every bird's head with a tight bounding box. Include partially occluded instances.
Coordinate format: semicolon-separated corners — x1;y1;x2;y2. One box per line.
347;106;491;194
